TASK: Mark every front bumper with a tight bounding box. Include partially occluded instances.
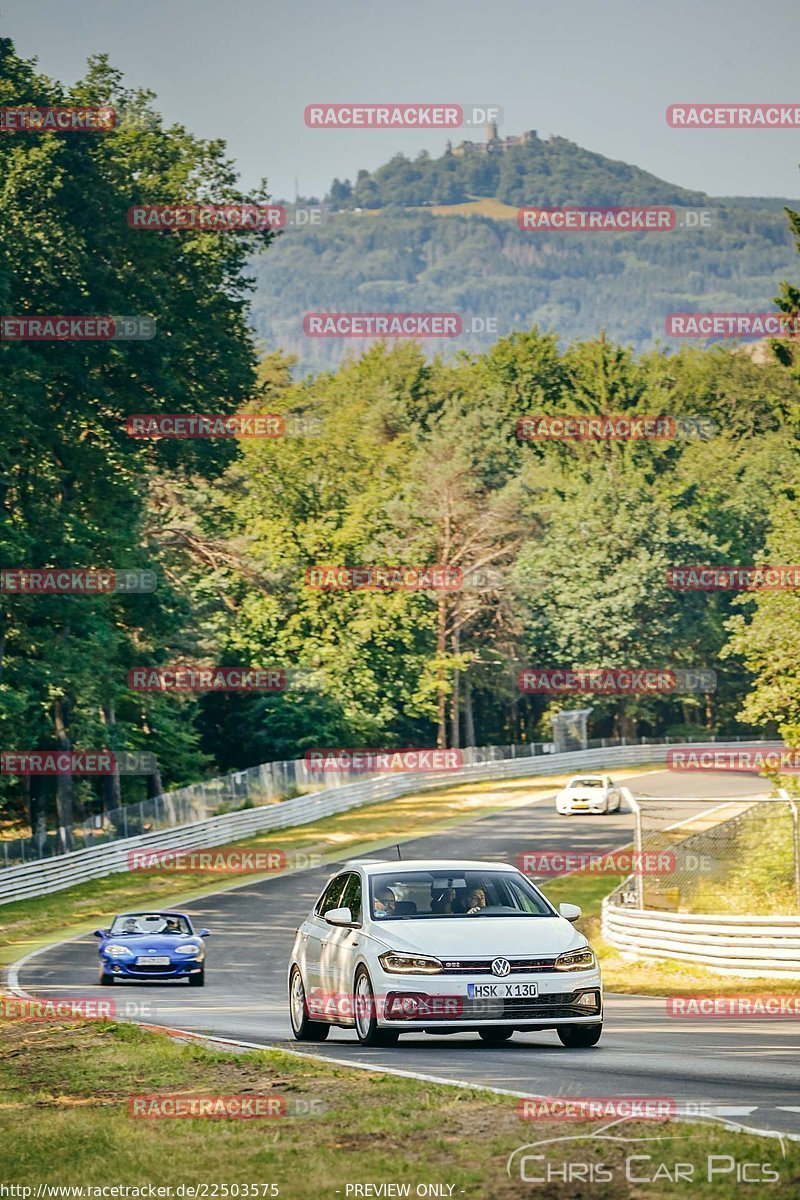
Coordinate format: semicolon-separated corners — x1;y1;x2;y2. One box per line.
102;957;203;980
373;967;602;1029
557;798;607;813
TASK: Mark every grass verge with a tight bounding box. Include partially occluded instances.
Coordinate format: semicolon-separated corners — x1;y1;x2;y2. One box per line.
1;1015;798;1199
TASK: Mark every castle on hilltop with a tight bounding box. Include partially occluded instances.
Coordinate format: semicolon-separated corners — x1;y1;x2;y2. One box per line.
447;121;539;157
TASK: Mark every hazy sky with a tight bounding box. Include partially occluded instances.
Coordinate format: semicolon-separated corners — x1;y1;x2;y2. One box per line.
5;0;800;201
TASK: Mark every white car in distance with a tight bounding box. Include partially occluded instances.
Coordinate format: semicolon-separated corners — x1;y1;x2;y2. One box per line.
556;774;622;815
288;858;602;1048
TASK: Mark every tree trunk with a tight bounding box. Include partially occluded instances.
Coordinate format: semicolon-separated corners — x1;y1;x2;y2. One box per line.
147;766;164;800
29;774;47;858
464;670;476;748
101;702;121;816
436;593;447;748
53;697;73;851
449;628;460;748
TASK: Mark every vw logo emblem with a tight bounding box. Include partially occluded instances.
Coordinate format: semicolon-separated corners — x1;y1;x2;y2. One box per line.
491;957;511;977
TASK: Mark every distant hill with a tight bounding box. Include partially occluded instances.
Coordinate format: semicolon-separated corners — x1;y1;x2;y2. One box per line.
251;132;799;373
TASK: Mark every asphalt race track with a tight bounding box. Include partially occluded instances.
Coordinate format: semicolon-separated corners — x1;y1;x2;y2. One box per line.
13;769;800;1139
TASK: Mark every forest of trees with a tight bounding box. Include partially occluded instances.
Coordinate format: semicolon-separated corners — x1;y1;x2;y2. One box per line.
322;135;710;210
256;138;800;374
2;39;799;844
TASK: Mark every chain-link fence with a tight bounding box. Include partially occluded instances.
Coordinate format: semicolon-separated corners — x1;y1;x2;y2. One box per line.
0;732;764;868
622;789;800;916
0;739;556;865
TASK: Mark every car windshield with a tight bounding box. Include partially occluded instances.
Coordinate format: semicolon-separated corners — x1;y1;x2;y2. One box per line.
570;778;605;788
109;913;192;936
369;870;556;920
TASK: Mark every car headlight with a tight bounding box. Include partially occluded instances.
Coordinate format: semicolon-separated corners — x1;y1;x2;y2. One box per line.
175;944;202;956
555;947;596;971
378;952;443;974
104;944;135;958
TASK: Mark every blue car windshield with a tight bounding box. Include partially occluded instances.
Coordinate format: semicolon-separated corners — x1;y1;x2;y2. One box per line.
109;914;192;936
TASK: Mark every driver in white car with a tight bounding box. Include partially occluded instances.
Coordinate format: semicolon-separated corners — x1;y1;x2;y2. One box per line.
374;886;397;917
465;885;487;914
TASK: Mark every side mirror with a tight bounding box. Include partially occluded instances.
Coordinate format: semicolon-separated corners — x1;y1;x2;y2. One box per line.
324;906;353;927
559;903;582;923
197;929;211;938
93;929;107;938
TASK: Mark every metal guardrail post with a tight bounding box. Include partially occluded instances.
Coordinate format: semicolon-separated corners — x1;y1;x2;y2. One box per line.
620;786;643;908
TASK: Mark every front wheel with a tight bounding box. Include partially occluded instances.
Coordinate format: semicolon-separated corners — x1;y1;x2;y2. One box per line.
479;1027;513;1045
353;966;399;1046
557;1023;602;1047
289;966;330;1041
188;970;205;987
98;971;114;986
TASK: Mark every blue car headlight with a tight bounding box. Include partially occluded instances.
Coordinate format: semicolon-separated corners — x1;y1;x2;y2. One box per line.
103;944;135;958
175;944;202;956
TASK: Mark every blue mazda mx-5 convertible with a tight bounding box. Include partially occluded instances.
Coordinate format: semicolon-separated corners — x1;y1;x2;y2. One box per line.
94;911;210;986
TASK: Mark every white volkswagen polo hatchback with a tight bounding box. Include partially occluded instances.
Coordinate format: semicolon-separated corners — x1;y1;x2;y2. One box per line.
288;858;602;1047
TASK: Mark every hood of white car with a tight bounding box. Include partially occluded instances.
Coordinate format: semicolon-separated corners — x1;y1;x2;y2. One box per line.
370;916;585;957
561;788;606;800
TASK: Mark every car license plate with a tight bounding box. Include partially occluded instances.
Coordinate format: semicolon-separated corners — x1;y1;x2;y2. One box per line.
468;982;538;998
137;955;170;965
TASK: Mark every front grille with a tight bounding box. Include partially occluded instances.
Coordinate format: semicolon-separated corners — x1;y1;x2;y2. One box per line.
439;957;559;974
462;992;592;1020
127;964;178;974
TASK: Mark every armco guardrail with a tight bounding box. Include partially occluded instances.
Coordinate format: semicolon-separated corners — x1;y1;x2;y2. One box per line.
0;740;770;907
602;778;800;978
602;902;800;979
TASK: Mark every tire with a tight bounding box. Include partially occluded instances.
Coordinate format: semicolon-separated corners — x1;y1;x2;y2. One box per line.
353;966;399;1046
99;971;115;986
289;966;330;1041
188;970;205;987
478;1027;514;1044
557;1023;602;1048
